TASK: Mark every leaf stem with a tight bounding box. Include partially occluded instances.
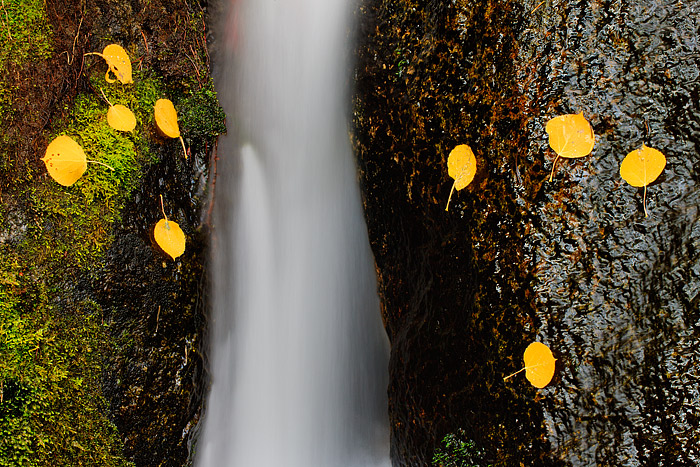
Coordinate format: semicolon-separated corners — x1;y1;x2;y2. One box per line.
445;181;456;211
643;185;648;217
98;88;113;107
159;194;168;222
179;136;188;159
503;360;555;382
86;160;115;171
549;154;560;182
155;305;161;334
503;367;526;382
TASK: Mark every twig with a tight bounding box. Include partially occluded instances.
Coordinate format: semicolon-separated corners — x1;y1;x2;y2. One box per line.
141;30;149;54
69;16;83;64
531;0;546;13
155;305;161;334
187;45;203;87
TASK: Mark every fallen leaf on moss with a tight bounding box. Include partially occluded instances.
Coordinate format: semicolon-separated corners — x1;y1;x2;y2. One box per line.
545;113;595;181
503;342;556;389
620;144;666;217
155;98;187;159
107;104;137;132
85;44;133;84
445;144;476;211
153;195;186;260
41;135;87;186
41;136;115;187
100;89;136;132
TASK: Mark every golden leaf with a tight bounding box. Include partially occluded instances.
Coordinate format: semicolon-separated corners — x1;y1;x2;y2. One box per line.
153;195;186;260
445;144;477;211
154;98;180;138
41;135;87;186
503;341;557;389
86;44;133;84
154;98;188;159
545;113;595;181
523;342;556;389
107;104;136;132
153;218;186;260
620;144;666;217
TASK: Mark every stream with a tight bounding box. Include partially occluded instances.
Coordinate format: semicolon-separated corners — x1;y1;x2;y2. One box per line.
196;0;392;465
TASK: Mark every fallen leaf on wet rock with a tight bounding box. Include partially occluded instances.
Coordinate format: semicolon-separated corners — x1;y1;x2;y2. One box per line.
504;342;556;389
153;195;186;260
545;113;595;181
445;144;476;211
620;144;666;217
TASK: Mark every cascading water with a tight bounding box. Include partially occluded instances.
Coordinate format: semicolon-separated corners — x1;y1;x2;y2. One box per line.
196;0;391;466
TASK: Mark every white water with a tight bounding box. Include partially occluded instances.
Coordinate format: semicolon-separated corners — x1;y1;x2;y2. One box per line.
196;0;391;466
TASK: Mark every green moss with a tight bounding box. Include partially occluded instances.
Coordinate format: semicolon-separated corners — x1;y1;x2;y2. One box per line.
432;429;491;467
0;258;132;467
0;15;222;460
0;0;53;118
0;0;52;64
179;82;227;142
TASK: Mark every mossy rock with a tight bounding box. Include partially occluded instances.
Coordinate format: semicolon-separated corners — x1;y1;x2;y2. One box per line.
0;1;224;466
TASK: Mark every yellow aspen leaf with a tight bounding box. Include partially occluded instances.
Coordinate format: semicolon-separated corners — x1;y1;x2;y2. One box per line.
155;98;188;159
445;144;477;211
154;219;186;260
503;342;556;389
107;104;136;132
153;195;186;260
620;144;666;217
154;99;180;138
99;88;136;132
41;135;87;186
85;44;133;84
545;113;595;181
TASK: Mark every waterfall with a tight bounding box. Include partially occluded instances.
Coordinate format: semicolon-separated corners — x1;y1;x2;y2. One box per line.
196;0;391;466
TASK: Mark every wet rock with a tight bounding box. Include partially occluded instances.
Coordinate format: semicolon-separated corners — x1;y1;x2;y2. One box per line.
352;0;700;465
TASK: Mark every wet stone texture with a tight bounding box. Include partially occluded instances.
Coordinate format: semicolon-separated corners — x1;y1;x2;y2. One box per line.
93;154;209;467
352;0;700;465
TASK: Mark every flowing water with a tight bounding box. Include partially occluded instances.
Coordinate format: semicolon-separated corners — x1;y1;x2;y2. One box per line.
196;0;391;466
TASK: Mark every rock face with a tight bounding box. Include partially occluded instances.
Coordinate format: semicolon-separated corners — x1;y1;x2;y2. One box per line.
352;0;700;465
0;1;223;466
